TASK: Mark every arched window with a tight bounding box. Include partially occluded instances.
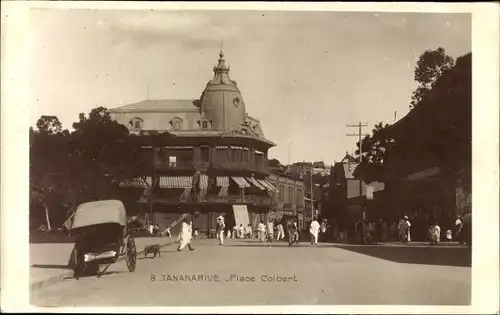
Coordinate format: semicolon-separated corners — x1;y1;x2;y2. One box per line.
129;117;143;130
170;117;183;131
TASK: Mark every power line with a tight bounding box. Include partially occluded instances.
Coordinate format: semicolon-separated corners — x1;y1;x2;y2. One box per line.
346;122;369;220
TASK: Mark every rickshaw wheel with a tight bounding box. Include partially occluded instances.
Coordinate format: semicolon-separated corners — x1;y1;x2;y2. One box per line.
125;237;137;272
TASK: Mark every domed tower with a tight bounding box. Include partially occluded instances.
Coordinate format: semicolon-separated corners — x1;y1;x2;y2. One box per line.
200;51;246;131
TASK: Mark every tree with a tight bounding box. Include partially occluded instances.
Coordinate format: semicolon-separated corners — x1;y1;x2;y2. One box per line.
353;122;394;183
410;47;454;109
35;115;64;135
269;158;281;168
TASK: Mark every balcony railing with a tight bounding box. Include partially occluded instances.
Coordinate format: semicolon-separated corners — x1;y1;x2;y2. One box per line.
151;194;271;205
155;161;210;171
211;161;267;173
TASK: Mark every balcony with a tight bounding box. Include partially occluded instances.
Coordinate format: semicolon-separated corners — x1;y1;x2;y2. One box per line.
155;161;210;172
211;161;267;174
151;194;272;205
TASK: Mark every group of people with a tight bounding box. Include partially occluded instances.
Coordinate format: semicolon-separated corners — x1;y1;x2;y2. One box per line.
351;214;469;245
213;215;329;247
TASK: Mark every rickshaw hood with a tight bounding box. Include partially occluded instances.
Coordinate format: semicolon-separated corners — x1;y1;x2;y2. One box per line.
69;200;127;229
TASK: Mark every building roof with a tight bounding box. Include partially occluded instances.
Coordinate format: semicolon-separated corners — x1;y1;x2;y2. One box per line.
108;99;199;113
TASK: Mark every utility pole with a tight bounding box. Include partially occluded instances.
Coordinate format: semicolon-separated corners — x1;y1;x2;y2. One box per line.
346;122;369;219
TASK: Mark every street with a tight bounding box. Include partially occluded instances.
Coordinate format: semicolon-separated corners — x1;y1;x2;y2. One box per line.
31;238;471;306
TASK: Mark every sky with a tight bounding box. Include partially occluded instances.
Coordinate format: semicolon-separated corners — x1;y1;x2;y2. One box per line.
29;9;471;165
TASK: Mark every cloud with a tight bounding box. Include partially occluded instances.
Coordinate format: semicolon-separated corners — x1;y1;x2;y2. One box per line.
98;11;242;49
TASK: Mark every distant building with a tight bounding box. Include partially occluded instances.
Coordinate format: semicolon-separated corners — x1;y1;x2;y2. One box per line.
329;153;384;225
267;169;306;229
108;51;277;233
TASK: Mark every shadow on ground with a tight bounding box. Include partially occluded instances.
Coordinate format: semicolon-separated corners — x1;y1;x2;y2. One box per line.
334;244;471;267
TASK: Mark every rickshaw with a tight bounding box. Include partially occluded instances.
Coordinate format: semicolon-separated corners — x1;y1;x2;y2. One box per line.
67;200;137;279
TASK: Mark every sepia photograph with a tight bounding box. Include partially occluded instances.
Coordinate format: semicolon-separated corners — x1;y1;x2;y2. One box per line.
1;1;498;313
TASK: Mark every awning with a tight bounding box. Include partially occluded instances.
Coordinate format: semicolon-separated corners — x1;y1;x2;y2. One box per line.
246;177;265;190
232;177;251;188
158;176;192;189
255;150;264;155
216;176;229;187
216;146;228;149
259;179;278;192
230;146;243;149
200;174;209;188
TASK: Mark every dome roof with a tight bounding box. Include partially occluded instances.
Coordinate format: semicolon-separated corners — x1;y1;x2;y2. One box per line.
200;51;246;131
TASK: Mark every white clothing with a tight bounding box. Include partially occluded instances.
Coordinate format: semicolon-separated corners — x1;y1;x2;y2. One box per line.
218;230;225;244
238;226;245;238
266;222;274;234
276;224;284;240
309;220;320;236
227;230;232;239
148;225;154;235
178;222;192;250
258;223;266;232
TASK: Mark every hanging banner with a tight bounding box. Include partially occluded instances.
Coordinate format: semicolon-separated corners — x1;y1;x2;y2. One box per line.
233;204;250;227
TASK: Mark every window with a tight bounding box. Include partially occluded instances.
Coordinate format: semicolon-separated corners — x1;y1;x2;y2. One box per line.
202;121;208;129
289;187;294;204
169;156;177;167
170;117;183;131
129;117;143;130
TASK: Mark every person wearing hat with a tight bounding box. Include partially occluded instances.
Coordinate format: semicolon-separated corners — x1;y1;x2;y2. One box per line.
216;215;225;245
398;215;411;243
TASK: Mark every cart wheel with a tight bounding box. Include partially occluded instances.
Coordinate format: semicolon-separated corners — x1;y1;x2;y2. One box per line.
125;237;137;272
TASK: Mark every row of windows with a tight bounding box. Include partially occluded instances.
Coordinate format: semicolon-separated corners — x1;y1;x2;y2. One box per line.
128;117;211;131
276;183;304;206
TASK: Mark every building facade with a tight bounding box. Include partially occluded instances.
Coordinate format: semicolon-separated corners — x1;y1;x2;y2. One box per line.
108;51;277;232
329;153;385;227
267;170;306;229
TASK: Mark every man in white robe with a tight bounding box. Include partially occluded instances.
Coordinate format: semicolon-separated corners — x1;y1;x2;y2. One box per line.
309;218;320;245
216;215;225;245
177;219;194;251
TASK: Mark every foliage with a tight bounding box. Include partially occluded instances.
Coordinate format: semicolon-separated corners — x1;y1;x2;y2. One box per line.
352;122;394;183
410;47;454;110
268;158;282;168
383;52;472;181
30;106;176;228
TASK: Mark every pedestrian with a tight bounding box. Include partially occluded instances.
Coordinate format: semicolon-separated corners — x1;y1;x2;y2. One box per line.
237;224;244;238
276;222;284;241
232;225;238;239
216;215;225;245
428;221;441;245
398;216;411;243
246;224;253;239
165;226;172;238
226;228;232;239
266;219;274;246
287;220;299;246
177;218;194;251
455;215;463;244
320;220;327;242
148;224;154;236
445;229;453;242
309;217;320;245
258;220;266;243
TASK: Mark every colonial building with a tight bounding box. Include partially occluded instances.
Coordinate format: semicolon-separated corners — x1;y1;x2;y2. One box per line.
267;169;306;229
108;51;277;233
